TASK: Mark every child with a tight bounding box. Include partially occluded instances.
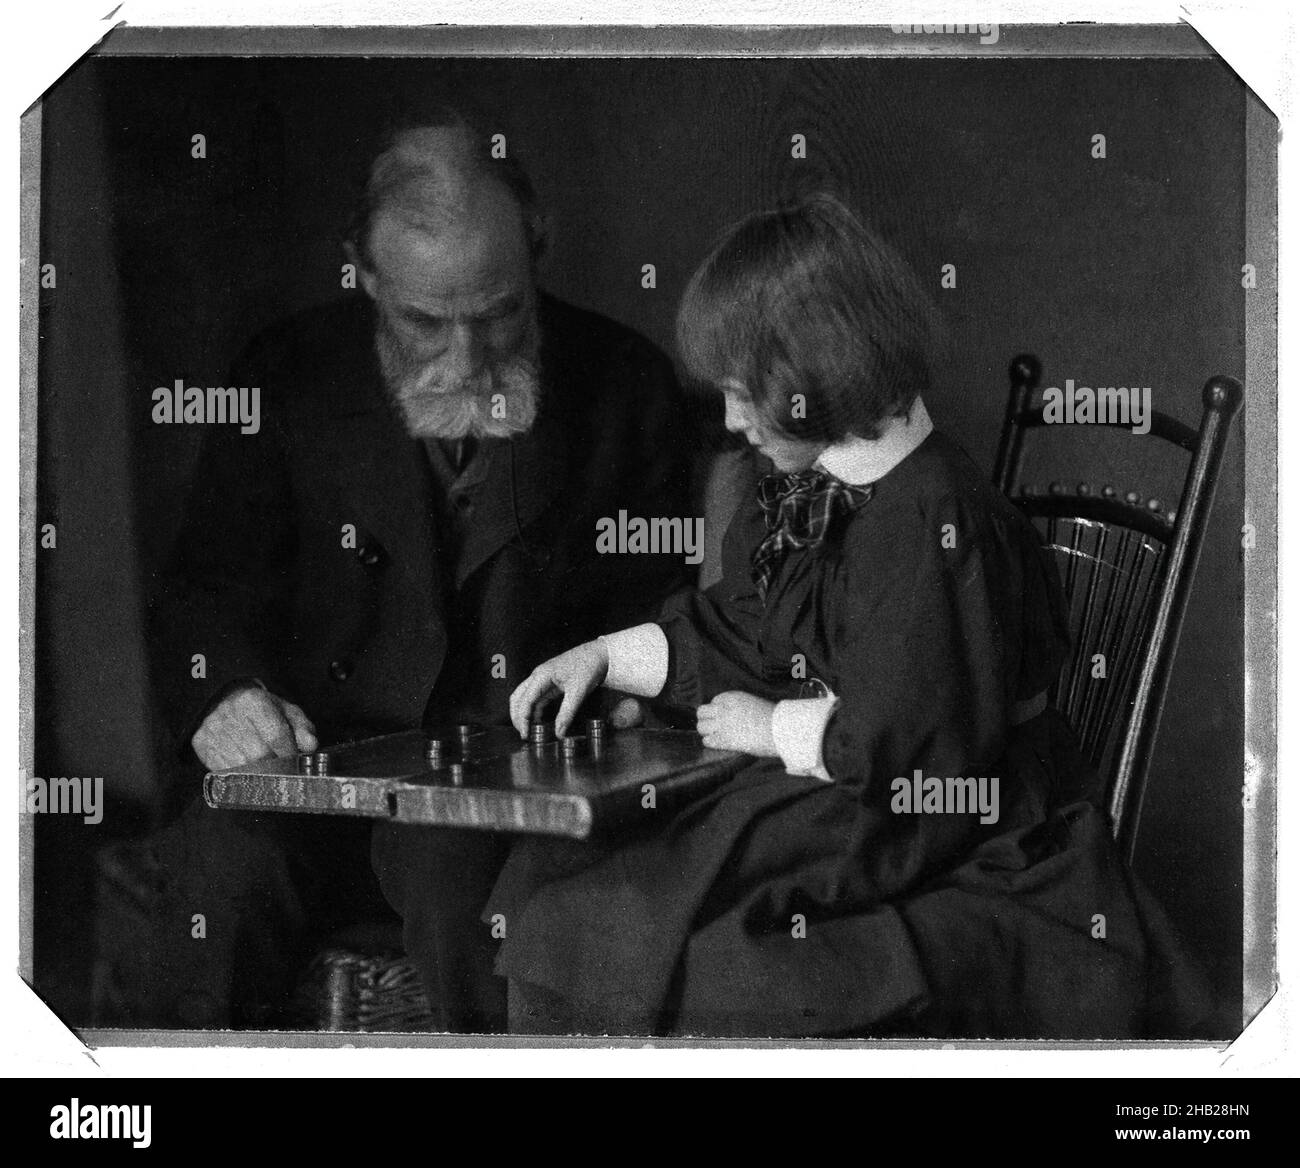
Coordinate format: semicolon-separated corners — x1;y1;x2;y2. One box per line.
499;194;1206;1039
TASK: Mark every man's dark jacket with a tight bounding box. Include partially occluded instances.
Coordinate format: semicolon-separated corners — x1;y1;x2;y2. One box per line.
149;292;694;756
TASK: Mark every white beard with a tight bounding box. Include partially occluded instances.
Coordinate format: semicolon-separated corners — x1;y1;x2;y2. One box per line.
376;316;541;441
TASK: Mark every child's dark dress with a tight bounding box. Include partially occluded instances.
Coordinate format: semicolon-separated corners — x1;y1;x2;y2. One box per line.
488;430;1211;1038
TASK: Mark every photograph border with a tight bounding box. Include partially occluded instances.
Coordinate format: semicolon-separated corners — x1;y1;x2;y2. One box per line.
17;17;1278;1055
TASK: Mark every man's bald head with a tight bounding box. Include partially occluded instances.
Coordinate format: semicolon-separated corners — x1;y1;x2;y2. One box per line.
351;115;545;270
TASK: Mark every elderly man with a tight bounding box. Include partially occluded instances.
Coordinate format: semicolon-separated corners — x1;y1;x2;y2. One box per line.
99;107;694;1029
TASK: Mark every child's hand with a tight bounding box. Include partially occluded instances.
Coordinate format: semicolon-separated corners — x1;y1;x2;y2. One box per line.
510;641;610;739
696;692;778;756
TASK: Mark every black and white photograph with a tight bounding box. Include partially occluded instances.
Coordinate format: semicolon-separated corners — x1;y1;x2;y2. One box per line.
10;4;1286;1100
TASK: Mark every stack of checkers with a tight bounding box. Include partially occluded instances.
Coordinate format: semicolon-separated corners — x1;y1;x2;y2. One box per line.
528;718;554;748
422;723;484;785
298;750;332;774
529;716;607;760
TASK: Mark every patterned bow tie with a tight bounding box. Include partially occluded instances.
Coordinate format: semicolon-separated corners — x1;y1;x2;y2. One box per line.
751;469;874;601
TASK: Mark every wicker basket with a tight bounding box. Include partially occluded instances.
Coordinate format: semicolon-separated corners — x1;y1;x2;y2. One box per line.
294;948;440;1032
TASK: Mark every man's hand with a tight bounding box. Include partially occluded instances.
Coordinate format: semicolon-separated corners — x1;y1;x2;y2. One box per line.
509;641;610;739
191;683;318;771
696;691;778;756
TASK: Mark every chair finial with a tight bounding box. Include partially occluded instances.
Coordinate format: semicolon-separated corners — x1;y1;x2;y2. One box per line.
1010;354;1041;391
1203;375;1244;416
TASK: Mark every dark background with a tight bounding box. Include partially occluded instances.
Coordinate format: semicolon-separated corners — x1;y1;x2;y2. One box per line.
34;53;1247;1031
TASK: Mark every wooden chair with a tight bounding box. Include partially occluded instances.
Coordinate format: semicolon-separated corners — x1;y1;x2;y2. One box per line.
993;355;1242;862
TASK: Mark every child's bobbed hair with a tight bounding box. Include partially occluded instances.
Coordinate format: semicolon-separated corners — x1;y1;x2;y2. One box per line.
676;193;939;443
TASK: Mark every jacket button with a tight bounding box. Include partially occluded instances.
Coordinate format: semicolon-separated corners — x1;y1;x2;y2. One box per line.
328;659;353;682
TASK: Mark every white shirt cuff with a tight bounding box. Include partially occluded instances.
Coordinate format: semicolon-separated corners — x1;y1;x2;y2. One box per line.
771;696;840;782
598;624;669;698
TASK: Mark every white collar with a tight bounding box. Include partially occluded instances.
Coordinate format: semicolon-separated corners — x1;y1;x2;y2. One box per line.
815;396;933;486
